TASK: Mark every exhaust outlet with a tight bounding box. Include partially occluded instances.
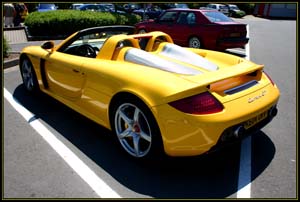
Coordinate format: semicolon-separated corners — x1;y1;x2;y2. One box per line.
269;106;278;118
234;125;245;138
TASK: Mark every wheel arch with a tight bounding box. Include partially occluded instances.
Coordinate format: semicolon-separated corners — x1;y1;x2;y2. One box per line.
108;91;156;128
19;53;40;93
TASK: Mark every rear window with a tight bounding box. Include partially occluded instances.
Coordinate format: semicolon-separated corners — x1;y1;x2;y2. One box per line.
202;11;233;22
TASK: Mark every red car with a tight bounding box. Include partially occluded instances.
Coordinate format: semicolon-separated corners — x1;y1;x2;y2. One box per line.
135;8;249;50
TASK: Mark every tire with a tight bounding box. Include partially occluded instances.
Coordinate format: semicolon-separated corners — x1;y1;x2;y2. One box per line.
138;29;147;34
188;37;202;49
111;96;164;160
20;56;39;93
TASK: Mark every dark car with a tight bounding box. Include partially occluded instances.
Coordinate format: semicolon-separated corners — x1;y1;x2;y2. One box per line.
227;4;246;17
99;3;126;14
36;3;58;12
135;8;249;50
69;3;84;10
123;3;140;13
133;6;163;20
78;4;108;12
162;3;189;9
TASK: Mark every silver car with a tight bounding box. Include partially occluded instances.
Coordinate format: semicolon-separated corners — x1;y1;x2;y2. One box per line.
205;3;229;16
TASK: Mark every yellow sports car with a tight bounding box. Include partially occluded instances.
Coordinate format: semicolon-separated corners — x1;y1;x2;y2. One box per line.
19;26;280;159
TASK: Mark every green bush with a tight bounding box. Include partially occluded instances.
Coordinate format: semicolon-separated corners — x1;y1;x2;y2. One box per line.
24;10;141;36
236;3;255;14
3;37;10;57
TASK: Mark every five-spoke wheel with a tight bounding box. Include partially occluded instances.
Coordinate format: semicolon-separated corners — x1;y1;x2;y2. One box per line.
112;97;163;159
20;57;39;92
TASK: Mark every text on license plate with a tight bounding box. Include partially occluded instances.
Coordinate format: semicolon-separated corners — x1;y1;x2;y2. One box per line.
244;111;268;129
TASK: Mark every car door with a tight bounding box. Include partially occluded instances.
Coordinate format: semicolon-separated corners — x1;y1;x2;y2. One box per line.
43;51;86;100
171;11;198;46
150;10;178;38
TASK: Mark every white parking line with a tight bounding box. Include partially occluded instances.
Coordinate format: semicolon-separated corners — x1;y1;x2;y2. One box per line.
4;88;121;198
245;25;250;61
237;24;252;198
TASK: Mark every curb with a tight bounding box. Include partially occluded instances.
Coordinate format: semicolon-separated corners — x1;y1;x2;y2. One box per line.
4;58;19;69
4;51;20;69
3;26;25;31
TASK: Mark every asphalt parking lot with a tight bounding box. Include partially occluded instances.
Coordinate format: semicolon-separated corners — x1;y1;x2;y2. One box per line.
3;16;297;199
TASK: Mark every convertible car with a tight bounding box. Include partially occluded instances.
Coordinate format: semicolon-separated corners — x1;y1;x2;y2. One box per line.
19;26;280;159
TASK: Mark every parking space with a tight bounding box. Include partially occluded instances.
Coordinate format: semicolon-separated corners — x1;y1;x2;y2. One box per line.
3;17;296;199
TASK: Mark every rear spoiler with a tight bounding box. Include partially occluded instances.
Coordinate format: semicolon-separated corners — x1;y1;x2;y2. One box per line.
163;63;264;103
180;63;264;87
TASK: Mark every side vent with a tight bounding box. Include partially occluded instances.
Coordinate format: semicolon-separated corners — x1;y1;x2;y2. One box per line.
40;59;49;89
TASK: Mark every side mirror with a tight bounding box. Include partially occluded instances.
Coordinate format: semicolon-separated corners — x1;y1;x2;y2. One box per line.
41;41;54;51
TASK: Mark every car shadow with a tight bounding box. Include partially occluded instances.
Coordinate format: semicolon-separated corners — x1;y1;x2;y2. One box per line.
12;84;276;198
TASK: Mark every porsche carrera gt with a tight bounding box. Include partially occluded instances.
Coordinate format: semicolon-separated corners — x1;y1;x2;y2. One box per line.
19;26;280;159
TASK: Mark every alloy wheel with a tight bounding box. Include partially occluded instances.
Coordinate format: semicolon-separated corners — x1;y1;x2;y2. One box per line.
21;59;35;91
189;37;201;48
114;103;152;158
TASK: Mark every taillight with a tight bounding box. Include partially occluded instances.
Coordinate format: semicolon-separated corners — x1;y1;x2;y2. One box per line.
264;71;274;86
169;92;224;115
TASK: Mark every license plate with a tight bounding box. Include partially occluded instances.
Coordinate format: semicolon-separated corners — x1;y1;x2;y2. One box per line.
230;33;240;37
244;111;268;129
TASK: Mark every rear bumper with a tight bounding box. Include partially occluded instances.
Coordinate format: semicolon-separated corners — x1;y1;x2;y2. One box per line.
207;105;278;154
217;37;249;49
151;84;280;157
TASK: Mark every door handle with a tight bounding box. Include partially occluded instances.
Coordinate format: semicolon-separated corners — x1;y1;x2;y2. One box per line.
72;69;80;73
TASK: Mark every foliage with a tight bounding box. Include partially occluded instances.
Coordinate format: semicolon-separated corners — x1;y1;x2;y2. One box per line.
3;37;10;57
236;3;255;14
24;10;141;37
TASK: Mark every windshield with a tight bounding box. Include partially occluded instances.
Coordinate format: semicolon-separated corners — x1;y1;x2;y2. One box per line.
202;11;233;22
